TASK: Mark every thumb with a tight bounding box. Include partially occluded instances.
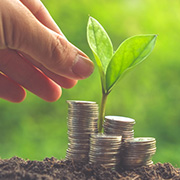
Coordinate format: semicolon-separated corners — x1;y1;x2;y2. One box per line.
0;0;94;80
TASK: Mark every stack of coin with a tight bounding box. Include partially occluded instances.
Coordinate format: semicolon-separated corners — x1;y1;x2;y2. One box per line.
89;134;122;169
104;116;135;141
66;100;99;162
121;137;156;169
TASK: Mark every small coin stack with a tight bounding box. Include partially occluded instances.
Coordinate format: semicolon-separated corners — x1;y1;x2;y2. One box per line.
66;100;99;162
104;116;135;141
89;134;122;169
122;137;156;169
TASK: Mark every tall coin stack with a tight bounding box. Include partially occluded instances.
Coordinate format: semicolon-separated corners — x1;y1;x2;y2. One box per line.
122;137;156;169
89;134;122;169
104;116;135;141
66;100;99;162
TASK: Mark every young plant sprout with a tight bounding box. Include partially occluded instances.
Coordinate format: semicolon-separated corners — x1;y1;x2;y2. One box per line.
87;16;157;133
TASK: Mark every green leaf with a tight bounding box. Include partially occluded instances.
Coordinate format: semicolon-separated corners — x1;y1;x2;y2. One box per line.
106;34;157;92
87;16;113;90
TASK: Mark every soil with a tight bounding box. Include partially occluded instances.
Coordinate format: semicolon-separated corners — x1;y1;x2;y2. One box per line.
0;157;179;180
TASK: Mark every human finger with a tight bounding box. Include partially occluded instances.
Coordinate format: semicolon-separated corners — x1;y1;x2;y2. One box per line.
0;49;62;102
19;52;78;89
19;0;63;35
18;0;78;88
0;0;94;80
37;65;78;89
0;73;26;103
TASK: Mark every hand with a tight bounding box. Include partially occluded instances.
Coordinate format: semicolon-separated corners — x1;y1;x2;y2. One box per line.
0;0;94;103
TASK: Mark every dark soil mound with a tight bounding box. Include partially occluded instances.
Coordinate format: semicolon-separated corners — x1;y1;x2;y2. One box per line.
0;156;179;180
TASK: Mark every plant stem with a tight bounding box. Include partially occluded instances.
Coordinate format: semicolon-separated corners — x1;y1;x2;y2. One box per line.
98;92;108;133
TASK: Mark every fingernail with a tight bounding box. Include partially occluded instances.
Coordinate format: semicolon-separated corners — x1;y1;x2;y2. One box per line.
72;55;94;79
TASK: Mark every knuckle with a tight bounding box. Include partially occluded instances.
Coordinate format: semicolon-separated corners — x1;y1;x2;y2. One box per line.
47;35;76;71
0;0;33;50
0;3;19;49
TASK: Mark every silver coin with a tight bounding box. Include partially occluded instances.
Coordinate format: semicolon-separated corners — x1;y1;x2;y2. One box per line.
124;137;156;143
121;137;156;169
105;116;135;123
89;133;122;169
66;100;99;163
104;116;135;141
66;101;157;169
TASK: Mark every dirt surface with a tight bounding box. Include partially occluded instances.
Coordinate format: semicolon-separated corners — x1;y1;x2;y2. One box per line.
0;156;179;180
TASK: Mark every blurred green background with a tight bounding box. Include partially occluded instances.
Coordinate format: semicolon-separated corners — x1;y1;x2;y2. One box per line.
1;0;180;167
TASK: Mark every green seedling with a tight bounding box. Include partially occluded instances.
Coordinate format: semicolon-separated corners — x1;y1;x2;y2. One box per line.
87;16;157;133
